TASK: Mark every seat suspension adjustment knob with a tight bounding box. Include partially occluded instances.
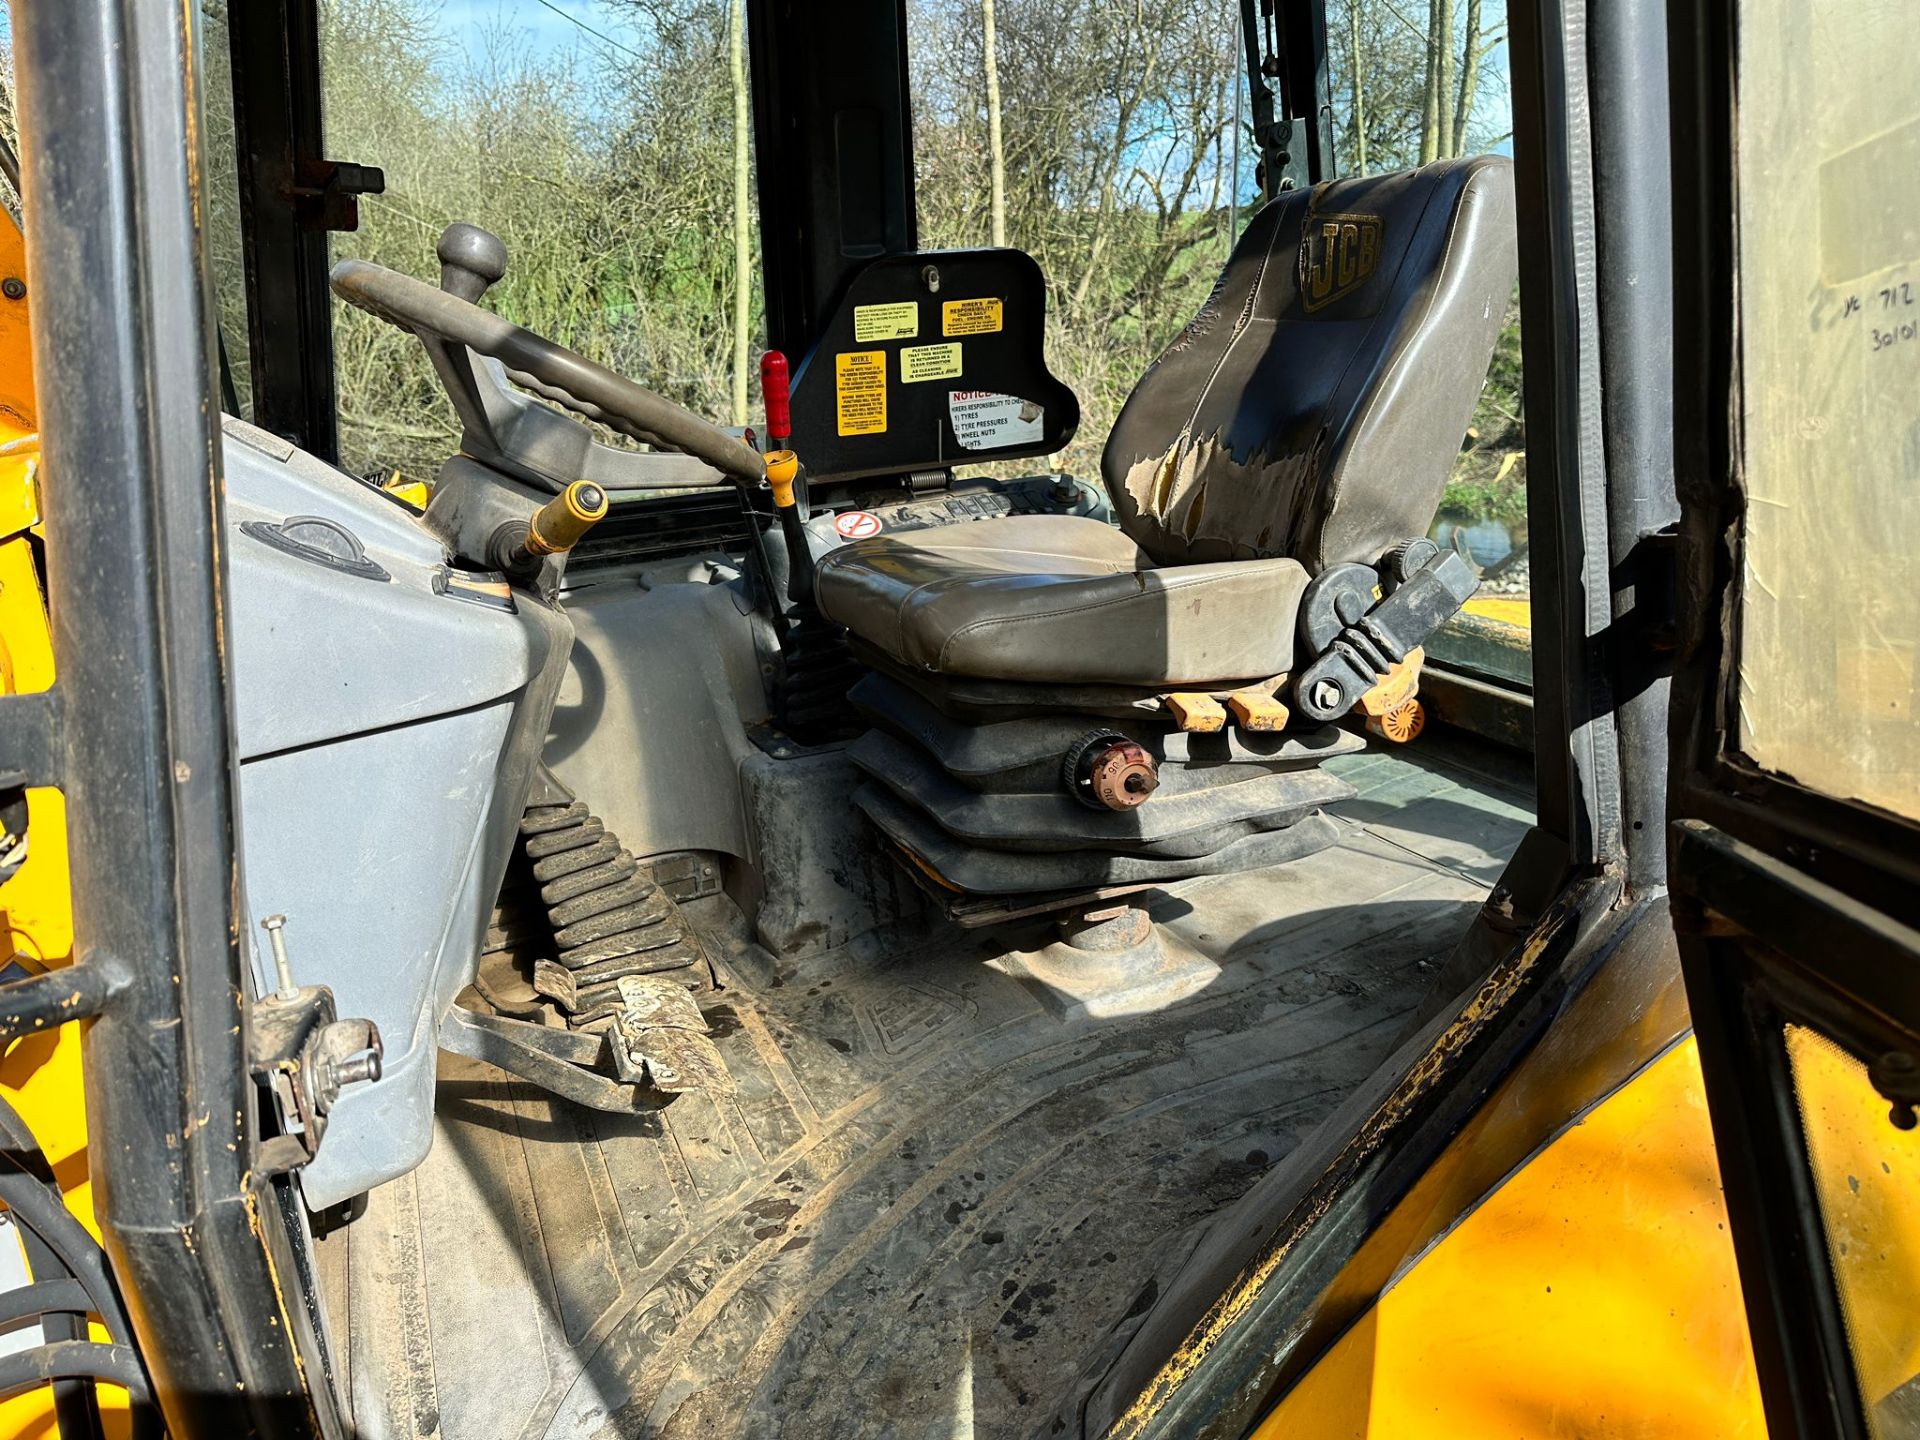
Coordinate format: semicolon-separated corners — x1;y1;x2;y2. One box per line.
1064;732;1160;811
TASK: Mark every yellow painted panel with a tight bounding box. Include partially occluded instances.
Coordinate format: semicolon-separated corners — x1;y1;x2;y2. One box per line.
0;207;34;440
0;382;133;1431
1786;1024;1920;1428
1462;595;1531;630
1257;1039;1769;1439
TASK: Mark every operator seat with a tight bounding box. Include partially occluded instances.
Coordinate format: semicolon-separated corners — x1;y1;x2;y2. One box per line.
813;156;1517;903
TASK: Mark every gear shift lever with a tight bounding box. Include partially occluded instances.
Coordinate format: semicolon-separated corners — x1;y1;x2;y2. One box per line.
437;223;509;303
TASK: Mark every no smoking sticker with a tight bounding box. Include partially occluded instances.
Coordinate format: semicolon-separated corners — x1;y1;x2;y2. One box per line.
833;510;883;540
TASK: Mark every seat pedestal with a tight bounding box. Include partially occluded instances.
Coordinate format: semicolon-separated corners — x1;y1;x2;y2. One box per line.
844;670;1363;920
995;899;1221;1018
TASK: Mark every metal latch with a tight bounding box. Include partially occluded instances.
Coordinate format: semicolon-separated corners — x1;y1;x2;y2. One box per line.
290;158;386;233
247;915;383;1175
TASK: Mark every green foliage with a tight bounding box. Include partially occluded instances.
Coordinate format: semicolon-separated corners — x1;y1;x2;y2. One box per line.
1444;291;1525;524
203;0;752;479
192;0;1525;504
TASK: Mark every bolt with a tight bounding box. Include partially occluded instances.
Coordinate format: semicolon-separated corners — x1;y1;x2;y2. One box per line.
332;1050;382;1088
260;913;296;999
1310;679;1343;714
921;264;942;293
1;278;24;300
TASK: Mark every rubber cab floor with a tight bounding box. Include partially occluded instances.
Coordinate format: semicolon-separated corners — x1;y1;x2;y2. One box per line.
318;733;1532;1439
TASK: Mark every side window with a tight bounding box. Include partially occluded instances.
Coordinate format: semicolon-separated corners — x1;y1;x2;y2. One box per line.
198;3;253;420
1785;1025;1920;1437
907;0;1248;483
1329;0;1528;688
315;0;762;482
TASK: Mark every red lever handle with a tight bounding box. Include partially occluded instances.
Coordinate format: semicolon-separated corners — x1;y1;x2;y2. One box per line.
760;350;791;445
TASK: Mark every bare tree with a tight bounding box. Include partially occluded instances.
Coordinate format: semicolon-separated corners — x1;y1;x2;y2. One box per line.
1347;0;1368;174
1452;0;1489;157
981;0;1007;247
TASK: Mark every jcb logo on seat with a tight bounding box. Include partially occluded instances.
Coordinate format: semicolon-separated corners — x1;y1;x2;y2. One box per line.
1299;213;1383;312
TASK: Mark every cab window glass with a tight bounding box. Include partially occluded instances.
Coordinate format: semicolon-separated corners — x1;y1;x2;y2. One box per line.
316;0;759;481
1734;0;1920;821
0;32;18;217
1328;0;1527;689
908;0;1247;485
1785;1024;1920;1436
198;2;253;420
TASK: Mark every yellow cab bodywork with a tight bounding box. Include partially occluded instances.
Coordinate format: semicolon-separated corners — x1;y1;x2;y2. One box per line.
0;200;133;1440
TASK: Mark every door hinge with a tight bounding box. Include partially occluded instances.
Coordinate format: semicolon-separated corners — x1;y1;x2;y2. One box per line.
289;158;385;234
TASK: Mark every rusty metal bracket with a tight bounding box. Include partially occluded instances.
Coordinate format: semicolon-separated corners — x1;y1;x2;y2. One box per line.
247;985;382;1175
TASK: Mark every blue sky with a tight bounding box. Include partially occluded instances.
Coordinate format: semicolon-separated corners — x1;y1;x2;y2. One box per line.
437;0;641;66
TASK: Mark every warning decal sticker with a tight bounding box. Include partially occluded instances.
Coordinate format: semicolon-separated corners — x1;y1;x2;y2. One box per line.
949;390;1044;450
853;301;920;342
900;342;963;384
833;510;883;540
942;297;1003;336
836;351;888;436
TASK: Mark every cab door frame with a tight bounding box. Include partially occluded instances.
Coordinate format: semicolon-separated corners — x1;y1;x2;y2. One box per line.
1667;0;1920;1434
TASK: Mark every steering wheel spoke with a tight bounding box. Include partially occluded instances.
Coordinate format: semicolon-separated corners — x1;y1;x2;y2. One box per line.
329;229;763;488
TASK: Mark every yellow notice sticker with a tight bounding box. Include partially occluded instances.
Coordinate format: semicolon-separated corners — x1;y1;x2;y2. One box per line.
836;351;888;435
900;342;963;384
942;297;1003;336
853;302;919;342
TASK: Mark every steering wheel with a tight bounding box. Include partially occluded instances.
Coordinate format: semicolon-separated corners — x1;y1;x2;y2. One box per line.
329;225;763;487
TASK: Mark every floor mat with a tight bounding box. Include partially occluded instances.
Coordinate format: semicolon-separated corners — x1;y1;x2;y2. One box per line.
330;742;1531;1440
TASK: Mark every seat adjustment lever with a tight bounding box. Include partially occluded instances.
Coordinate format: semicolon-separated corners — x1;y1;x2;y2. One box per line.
1295;550;1478;722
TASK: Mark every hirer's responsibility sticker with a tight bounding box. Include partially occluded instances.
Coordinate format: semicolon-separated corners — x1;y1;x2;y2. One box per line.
942;297;1003;336
853;301;919;342
949;390;1044;450
836;351;887;436
833;510;883;540
900;342;963;383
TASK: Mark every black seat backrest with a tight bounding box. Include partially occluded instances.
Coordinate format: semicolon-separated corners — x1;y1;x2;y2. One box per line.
1102;156;1517;573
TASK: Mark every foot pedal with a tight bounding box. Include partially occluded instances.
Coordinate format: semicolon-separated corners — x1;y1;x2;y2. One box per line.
608;975;734;1096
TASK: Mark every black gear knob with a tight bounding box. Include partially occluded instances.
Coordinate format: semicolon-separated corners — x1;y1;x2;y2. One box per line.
437;223;508;302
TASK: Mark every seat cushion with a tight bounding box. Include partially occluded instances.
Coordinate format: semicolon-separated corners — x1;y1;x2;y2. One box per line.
813;514;1308;685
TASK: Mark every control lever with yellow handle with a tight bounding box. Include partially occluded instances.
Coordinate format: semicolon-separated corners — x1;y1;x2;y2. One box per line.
765;450;817;605
490;480;610;575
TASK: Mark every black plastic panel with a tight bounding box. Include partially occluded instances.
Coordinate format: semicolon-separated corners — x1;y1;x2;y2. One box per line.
786;250;1079;484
